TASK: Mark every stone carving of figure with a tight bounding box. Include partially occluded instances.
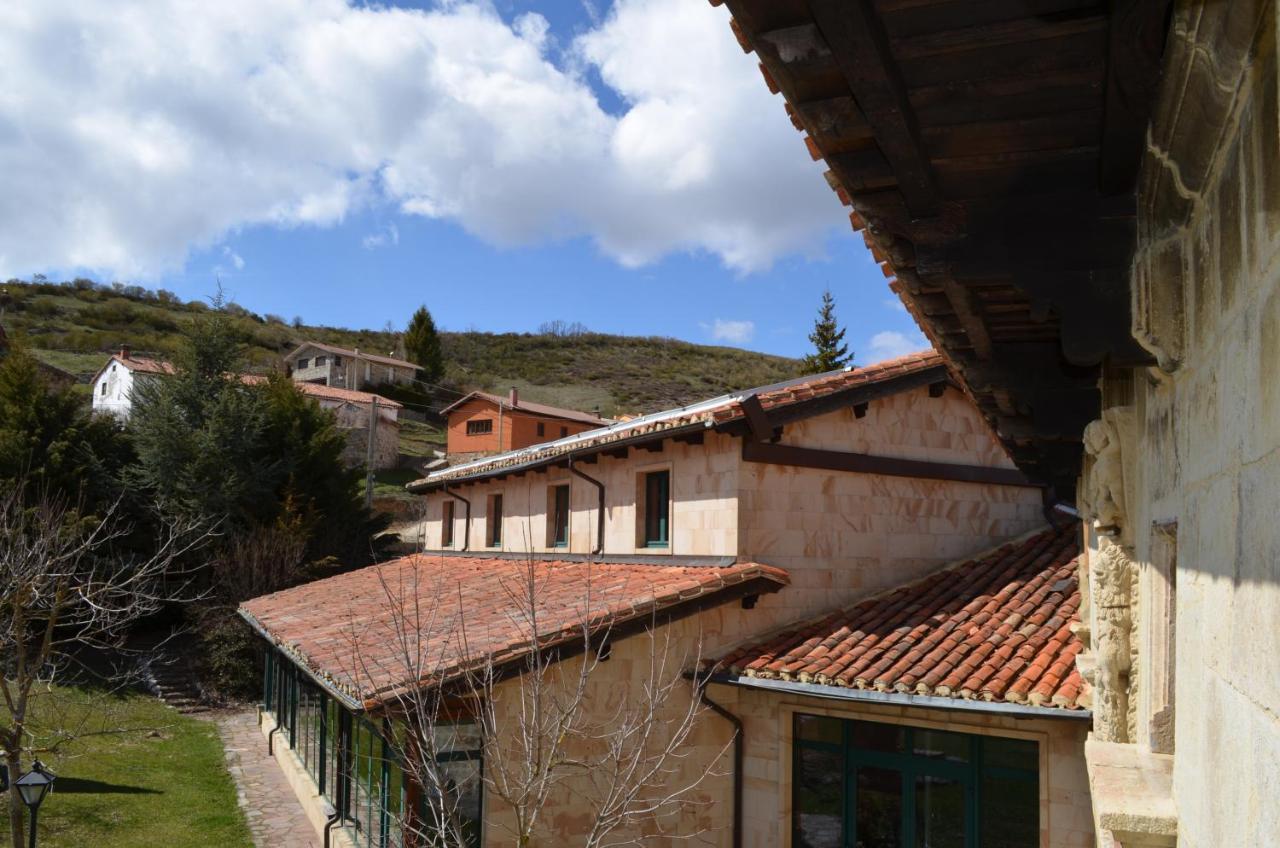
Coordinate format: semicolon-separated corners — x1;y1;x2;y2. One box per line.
1082;408;1134;540
1091;538;1134;743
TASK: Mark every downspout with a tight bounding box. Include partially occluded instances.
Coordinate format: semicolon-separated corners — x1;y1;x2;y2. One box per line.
698;681;743;848
266;712;282;756
568;455;605;556
322;801;341;848
444;484;471;551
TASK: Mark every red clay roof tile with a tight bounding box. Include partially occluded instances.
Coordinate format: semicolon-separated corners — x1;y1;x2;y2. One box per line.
713;522;1085;710
420;351;945;488
241;555;788;709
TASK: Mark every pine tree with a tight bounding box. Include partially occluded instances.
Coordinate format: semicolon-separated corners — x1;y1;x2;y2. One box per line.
404;305;444;385
803;289;852;373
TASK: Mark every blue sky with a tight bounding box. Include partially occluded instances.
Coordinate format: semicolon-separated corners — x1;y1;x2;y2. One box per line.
2;0;926;361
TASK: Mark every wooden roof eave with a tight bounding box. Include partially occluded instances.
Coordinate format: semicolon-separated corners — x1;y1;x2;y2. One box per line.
717;0;1172;499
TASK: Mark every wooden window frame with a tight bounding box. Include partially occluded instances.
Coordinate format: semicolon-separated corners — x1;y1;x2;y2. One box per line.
466;419;494;436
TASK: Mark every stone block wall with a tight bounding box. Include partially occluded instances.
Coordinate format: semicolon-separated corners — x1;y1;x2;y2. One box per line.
1100;2;1280;844
737;386;1046;622
420;430;741;557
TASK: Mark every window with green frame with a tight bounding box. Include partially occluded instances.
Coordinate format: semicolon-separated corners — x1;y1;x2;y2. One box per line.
642;470;670;547
792;714;1039;848
548;484;570;548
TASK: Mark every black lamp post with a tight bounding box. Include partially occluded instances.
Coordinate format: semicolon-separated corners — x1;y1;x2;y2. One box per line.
14;761;55;848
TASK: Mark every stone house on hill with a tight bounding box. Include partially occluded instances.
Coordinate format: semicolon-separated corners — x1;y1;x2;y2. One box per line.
242;377;403;471
441;388;612;462
240;352;1096;847
285;342;417;391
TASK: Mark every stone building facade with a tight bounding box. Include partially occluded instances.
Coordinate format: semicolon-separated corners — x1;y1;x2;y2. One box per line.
243;354;1096;848
1074;4;1280;845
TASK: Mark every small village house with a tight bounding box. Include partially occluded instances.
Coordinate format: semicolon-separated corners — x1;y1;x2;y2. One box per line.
92;349;402;470
285;341;418;391
241;353;1094;847
441;388;612;462
90;347;176;419
242;376;404;471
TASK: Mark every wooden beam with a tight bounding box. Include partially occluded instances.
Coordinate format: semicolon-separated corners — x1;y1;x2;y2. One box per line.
928;381;947;398
808;0;940;216
741;439;1039;487
638;440;665;453
740;394;775;442
674;431;706;446
1099;0;1172;193
853;402;868;419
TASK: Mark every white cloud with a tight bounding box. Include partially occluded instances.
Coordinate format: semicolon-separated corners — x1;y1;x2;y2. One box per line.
866;329;929;362
223;247;245;271
703;318;755;345
362;223;399;250
882;297;906;313
0;0;840;279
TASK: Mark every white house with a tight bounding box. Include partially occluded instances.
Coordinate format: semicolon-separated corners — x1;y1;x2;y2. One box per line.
90;348;175;419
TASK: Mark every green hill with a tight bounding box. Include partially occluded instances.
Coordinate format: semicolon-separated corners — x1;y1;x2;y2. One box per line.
0;278;802;416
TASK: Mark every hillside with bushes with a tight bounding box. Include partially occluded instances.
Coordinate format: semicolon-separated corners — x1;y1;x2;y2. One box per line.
0;278;802;416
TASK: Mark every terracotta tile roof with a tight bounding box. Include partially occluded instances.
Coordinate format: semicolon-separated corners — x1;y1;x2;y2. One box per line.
115;354;176;376
713;523;1085;710
441;390;612;426
240;555;789;709
240;375;403;409
414;350;944;489
288;341;417;371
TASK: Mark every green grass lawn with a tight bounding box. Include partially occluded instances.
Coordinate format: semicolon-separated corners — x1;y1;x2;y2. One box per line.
18;686;251;848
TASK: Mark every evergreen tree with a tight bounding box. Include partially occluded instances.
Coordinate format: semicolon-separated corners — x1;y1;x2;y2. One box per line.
129;299;276;528
0;338;132;512
404;305;443;384
129;298;390;565
803;289;852;373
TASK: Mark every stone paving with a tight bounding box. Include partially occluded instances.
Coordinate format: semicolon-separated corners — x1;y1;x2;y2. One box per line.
215;708;320;848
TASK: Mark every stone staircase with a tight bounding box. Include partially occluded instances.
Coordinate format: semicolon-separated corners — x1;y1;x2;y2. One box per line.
132;628;214;715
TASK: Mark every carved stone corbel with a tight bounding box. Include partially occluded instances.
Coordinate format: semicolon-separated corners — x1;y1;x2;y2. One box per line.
1091;538;1135;743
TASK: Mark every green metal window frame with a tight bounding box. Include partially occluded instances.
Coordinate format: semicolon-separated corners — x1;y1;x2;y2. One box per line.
791;714;1039;848
643;470;670;548
258;645;484;848
551;484;570;548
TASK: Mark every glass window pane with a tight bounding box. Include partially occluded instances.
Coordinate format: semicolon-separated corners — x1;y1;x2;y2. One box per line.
855;766;902;848
980;774;1039;848
796;714;843;745
794;746;843;848
914;774;965;848
912;729;970;764
849;720;905;753
982;736;1038;773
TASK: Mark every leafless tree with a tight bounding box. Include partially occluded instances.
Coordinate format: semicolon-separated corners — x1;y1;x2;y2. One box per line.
0;488;208;848
349;553;729;848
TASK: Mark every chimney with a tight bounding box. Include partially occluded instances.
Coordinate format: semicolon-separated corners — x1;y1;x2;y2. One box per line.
120;345;130;360
509;386;519;407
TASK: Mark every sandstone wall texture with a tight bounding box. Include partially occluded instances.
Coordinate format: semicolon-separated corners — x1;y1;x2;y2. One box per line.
1104;2;1280;844
736;386;1045;621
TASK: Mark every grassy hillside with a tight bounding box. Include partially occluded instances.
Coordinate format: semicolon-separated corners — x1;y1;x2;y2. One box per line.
1;278;801;415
